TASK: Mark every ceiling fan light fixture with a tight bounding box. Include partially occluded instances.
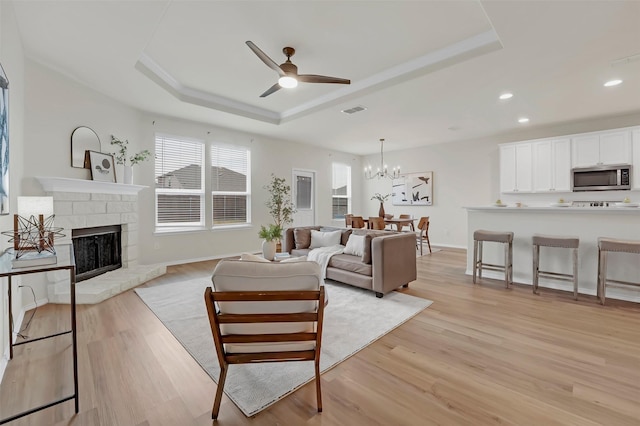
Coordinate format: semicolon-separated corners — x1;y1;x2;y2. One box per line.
278;75;298;89
604;79;622;87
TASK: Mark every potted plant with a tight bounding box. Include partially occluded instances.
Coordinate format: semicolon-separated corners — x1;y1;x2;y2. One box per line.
258;224;283;260
110;135;151;184
371;193;390;217
264;174;296;251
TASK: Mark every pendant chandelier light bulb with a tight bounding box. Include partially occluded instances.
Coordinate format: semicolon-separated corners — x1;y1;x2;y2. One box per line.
364;138;401;180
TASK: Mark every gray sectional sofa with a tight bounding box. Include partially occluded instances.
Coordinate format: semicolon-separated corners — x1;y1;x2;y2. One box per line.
282;226;417;297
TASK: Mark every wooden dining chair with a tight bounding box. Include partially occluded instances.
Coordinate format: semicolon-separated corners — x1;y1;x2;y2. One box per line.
351;216;365;229
205;260;325;420
416;216;432;254
368;216;385;230
344;214;354;228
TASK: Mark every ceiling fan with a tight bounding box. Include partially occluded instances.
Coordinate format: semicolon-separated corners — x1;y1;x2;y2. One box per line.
246;41;351;97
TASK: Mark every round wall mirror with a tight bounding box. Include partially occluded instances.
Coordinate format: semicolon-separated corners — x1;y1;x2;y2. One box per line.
71;126;101;168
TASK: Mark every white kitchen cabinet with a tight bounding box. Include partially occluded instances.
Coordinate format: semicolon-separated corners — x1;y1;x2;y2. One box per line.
572;130;631;167
632;129;640;190
533;138;571;192
500;143;532;193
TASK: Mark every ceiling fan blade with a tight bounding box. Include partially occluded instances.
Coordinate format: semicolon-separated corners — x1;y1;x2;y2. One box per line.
298;74;350;85
260;83;282;98
246;41;285;77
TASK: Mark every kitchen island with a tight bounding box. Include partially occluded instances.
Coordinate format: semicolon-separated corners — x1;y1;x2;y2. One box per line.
465;205;640;303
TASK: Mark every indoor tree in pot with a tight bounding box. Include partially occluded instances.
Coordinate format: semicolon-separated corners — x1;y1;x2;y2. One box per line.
264;174;296;252
258;224;282;261
110;135;151;184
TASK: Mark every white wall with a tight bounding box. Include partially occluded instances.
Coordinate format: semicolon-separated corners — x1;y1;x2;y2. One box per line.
0;0;26;378
362;112;640;248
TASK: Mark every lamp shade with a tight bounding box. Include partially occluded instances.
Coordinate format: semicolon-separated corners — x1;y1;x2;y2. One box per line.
17;196;54;218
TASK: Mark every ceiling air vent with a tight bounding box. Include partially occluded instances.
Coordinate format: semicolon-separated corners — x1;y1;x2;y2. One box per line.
341;105;367;115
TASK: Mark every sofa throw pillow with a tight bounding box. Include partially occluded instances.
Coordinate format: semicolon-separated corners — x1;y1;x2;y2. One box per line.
320;227;352;246
343;234;366;257
294;228;312;249
240;253;270;262
309;229;342;249
280;255;308;263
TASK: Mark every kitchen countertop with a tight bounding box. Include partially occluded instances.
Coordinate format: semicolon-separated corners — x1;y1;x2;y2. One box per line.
465;205;640;213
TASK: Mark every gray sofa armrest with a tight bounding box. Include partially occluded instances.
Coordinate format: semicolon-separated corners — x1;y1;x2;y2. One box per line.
371;232;417;294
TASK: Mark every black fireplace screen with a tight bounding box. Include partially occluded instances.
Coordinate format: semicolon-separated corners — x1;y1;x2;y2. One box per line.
72;225;122;282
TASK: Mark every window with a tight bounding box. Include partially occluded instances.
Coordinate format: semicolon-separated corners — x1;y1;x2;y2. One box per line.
155;134;205;229
211;145;251;226
332;163;351;219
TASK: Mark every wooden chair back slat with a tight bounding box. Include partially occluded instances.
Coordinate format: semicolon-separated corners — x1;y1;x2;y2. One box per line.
204;284;326;419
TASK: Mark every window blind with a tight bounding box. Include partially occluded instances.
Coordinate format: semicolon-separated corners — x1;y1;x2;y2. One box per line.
155;135;204;226
332;163;351;219
211;145;250;225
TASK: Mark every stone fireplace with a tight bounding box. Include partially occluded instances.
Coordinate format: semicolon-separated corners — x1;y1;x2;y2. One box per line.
37;177;166;304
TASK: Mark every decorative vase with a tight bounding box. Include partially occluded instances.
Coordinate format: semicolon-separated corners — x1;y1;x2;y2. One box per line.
379;202;385;218
123;165;133;185
262;240;276;261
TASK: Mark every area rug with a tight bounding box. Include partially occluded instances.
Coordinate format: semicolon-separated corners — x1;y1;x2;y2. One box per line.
135;278;432;417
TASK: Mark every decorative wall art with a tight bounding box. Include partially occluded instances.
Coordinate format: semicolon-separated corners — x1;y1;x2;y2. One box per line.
88;151;116;183
391;172;433;206
0;63;9;215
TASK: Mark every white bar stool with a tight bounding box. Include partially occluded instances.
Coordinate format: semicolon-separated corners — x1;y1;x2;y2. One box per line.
597;237;640;305
532;234;579;300
473;230;514;288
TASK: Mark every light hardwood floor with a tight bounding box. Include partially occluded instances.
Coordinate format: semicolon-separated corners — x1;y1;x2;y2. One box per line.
1;248;639;425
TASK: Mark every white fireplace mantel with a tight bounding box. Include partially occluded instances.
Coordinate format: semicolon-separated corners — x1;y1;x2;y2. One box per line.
36;176;147;195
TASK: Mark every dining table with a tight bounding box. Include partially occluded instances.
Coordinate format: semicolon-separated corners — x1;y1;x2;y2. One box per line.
384;217;416;231
362;217;416;231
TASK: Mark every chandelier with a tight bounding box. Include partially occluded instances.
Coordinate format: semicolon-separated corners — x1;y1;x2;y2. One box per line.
364;138;400;180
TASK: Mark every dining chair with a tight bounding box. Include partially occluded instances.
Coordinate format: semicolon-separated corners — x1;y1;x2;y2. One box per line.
368;216;385;230
344;213;353;228
205;260;326;420
351;216;365;229
416;216;432;254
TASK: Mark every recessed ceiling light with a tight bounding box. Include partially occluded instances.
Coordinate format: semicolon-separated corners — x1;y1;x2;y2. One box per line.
518;117;529;123
604;79;622;87
499;93;513;100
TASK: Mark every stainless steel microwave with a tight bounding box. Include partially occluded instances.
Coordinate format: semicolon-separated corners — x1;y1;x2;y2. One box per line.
572;165;631;191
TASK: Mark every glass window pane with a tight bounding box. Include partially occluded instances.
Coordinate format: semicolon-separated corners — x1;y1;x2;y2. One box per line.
157;194;202;224
213;195;247;225
332;197;348;219
332;163;351;219
211;145;250;225
155;134;204;227
296;176;312;209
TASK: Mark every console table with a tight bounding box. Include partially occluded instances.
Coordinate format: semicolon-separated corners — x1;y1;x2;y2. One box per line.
0;244;78;424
